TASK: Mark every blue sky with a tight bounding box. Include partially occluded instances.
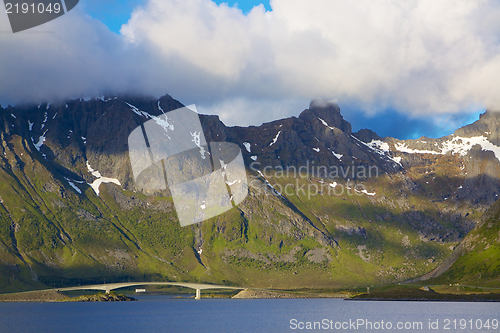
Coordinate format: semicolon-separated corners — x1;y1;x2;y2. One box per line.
83;0;271;34
214;0;271;13
341;107;484;140
81;0;144;33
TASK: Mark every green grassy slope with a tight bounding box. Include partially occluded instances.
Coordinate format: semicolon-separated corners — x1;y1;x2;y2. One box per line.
0;133;461;293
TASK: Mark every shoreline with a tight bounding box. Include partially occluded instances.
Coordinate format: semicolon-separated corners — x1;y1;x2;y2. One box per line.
1;288;499;303
0;290;136;303
346;298;500;302
231;288;349;299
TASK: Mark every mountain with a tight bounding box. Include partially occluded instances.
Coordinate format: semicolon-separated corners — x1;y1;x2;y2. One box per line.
415;195;500;287
0;95;499;293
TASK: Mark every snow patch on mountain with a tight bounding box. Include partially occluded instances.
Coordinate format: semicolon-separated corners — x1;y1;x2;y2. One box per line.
126;102;149;118
318;117;336;130
358;189;376;196
126;102;174;135
90;178;121;196
65;177;82;194
395;136;500;163
243;142;251;153
351;136;402;167
318;117;329;127
367;140;390;153
257;170;283;197
269;131;281;147
395;143;440;155
86;161;121;196
41;112;48;129
33;130;48;151
331;151;343;160
348;183;377;196
191;131;206;159
442;136;500;160
157;101;165;113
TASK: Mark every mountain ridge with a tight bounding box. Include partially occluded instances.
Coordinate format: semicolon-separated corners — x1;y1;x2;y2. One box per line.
0;94;499;292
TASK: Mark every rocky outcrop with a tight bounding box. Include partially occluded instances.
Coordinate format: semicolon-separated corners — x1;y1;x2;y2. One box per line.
63;293;137;302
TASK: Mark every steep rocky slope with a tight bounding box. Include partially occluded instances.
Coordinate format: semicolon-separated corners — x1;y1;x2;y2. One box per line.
415;196;500;286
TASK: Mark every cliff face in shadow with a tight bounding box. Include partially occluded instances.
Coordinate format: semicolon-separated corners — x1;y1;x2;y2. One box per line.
415;197;500;286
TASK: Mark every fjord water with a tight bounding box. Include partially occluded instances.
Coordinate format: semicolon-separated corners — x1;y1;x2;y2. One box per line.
0;297;499;332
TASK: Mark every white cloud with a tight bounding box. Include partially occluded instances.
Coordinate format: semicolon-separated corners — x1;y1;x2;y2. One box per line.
197;97;309;126
120;0;500;116
1;0;500;127
0;9;139;104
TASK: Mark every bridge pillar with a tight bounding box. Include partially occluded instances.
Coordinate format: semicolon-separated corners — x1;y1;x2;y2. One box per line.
195;289;201;300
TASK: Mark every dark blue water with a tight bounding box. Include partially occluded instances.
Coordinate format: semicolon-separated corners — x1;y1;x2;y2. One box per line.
0;296;499;332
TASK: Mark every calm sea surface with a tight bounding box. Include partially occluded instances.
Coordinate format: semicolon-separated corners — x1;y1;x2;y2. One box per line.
0;296;499;332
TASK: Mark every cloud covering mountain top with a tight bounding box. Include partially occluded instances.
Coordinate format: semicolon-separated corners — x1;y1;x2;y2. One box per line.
1;0;499;128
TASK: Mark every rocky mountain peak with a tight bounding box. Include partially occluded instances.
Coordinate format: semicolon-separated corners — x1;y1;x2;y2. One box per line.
352;128;382;143
298;100;352;134
158;94;185;112
454;110;500;146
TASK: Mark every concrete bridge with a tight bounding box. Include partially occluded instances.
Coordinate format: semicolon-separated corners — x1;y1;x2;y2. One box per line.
57;282;245;300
